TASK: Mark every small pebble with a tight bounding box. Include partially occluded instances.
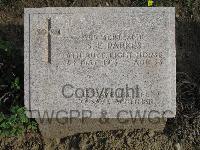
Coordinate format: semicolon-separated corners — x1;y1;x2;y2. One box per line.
174;143;181;150
148;130;155;137
106;2;109;6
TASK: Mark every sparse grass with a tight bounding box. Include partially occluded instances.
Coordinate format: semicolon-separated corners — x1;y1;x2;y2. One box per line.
0;106;37;137
0;39;38;137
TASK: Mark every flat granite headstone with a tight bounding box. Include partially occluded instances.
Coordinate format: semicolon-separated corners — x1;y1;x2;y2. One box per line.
24;7;176;138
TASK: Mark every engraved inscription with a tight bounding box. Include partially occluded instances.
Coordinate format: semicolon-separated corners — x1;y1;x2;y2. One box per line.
60;31;164;67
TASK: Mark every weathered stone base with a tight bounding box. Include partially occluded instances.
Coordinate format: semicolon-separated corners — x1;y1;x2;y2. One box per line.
36;118;167;138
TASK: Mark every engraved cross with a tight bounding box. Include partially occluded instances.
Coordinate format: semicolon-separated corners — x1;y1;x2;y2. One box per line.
37;18;61;63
